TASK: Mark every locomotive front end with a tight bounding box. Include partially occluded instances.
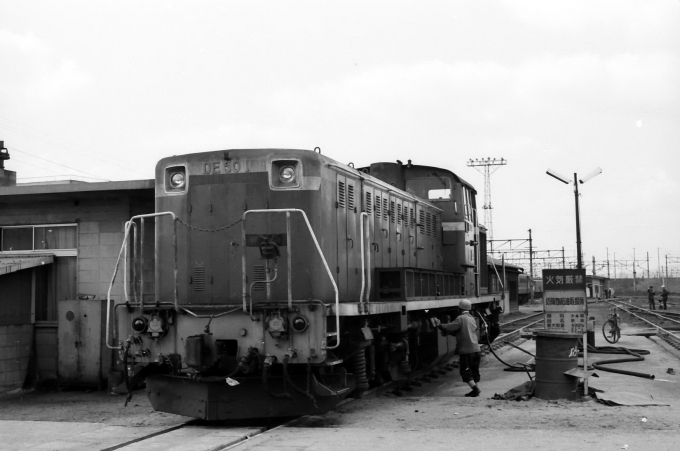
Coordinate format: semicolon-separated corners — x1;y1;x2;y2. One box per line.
109;149;354;420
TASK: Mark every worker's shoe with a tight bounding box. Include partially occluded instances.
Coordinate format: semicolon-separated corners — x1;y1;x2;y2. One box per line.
465;386;481;397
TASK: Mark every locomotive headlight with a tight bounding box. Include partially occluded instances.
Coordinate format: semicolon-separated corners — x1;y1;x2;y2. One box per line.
270;159;301;189
131;316;148;333
164;165;187;194
291;315;309;333
279;166;296;184
170;172;185;188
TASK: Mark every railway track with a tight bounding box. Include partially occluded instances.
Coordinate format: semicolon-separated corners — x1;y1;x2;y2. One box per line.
605;299;680;351
481;312;544;353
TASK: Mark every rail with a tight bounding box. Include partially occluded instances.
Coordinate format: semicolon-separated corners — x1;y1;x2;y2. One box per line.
486;313;544;352
241;209;341;350
606;300;680;348
105;211;178;350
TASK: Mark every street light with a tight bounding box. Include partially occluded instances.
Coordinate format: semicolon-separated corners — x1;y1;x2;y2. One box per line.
546;167;602;269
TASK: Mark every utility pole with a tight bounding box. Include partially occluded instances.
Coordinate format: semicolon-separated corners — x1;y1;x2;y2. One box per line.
467;157;507;241
657;248;661;281
606;247;610;279
573;173;583;269
633;248;637;292
529;229;534;303
647;252;650;280
592;256;596;275
562;247;565;269
613;252;617;279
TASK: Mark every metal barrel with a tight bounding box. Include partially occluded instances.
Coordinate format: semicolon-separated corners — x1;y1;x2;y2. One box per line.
534;331;581;401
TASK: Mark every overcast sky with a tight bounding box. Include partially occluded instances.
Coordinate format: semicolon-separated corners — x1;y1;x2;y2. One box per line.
1;1;679;278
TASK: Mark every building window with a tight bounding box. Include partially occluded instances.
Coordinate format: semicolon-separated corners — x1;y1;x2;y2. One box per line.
1;225;77;253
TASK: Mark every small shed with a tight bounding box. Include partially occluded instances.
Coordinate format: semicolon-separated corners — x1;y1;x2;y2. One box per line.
586;275;609;299
486;256;524;313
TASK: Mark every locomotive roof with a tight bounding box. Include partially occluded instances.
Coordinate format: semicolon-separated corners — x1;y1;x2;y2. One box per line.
356;161;477;196
404;163;477;195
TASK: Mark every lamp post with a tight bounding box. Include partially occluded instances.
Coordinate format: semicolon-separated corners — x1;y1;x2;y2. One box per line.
546;167;602;269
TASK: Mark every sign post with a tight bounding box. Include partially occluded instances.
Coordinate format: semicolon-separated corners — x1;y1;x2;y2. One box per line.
543;268;588;396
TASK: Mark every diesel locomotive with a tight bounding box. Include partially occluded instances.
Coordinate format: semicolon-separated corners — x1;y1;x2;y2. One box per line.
106;148;502;419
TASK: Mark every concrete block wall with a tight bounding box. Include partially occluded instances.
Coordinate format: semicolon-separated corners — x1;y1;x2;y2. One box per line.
78;220;127;301
78;218;155;304
0;324;33;394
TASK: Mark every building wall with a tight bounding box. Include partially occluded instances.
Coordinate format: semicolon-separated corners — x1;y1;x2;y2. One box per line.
0;187;154;387
0;324;33;394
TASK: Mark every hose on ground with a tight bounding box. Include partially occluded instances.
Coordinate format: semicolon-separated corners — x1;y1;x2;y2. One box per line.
476;312;535;380
580;344;654;379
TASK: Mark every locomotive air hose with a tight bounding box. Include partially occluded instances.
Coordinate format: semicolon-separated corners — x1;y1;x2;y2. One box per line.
122;339;133;407
282;355;318;407
262;358;293;400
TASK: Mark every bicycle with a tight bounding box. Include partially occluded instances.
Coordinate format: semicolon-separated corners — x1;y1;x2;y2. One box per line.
602;307;621;344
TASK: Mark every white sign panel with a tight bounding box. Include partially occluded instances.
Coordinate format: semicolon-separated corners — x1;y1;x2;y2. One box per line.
545;311;587;333
544;290;587;312
543;269;587;333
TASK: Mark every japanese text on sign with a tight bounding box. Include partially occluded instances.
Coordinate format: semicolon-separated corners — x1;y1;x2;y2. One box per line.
543;269;587;291
545;312;586;334
545;297;585;306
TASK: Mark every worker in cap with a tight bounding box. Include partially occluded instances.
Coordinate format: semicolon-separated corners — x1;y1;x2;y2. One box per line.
436;299;482;397
647;285;656;310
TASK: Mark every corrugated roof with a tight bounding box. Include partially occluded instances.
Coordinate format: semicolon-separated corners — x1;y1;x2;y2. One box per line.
0;255;54;276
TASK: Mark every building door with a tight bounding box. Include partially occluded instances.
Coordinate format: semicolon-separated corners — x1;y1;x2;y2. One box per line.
58;300;103;386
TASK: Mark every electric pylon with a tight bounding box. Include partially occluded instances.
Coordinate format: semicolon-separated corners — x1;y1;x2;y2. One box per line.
467;157;507;241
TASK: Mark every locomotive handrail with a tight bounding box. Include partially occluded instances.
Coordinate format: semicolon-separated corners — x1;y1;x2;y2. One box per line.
241;208;341;350
359;212;371;309
105;211;178;350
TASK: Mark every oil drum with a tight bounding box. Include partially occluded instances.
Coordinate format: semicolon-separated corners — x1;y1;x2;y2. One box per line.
534;331;581;401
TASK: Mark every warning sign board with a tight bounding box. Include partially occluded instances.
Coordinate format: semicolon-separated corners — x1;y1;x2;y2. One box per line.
542;269;587;333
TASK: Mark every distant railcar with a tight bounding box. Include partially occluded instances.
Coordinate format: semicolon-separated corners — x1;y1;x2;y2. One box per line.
106;148;502;420
518;274;543;304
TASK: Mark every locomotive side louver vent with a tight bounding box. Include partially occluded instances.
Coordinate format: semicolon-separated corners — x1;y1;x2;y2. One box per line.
348;184;355;211
426;213;433;236
365;193;372;214
375;195;381;217
383;198;388;220
410;208;415;228
338;181;346;208
397;204;402;225
193;265;205;291
253;265;265;291
419;211;425;234
390;201;395;223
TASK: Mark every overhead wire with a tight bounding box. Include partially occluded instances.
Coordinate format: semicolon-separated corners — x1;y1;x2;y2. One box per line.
9;146;109;181
0;115;149;178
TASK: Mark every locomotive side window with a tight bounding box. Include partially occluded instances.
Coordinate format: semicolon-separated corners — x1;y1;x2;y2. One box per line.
464;187;473;223
405;177;451;202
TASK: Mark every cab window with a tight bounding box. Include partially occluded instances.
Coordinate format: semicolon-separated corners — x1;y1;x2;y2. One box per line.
406;176;451;202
